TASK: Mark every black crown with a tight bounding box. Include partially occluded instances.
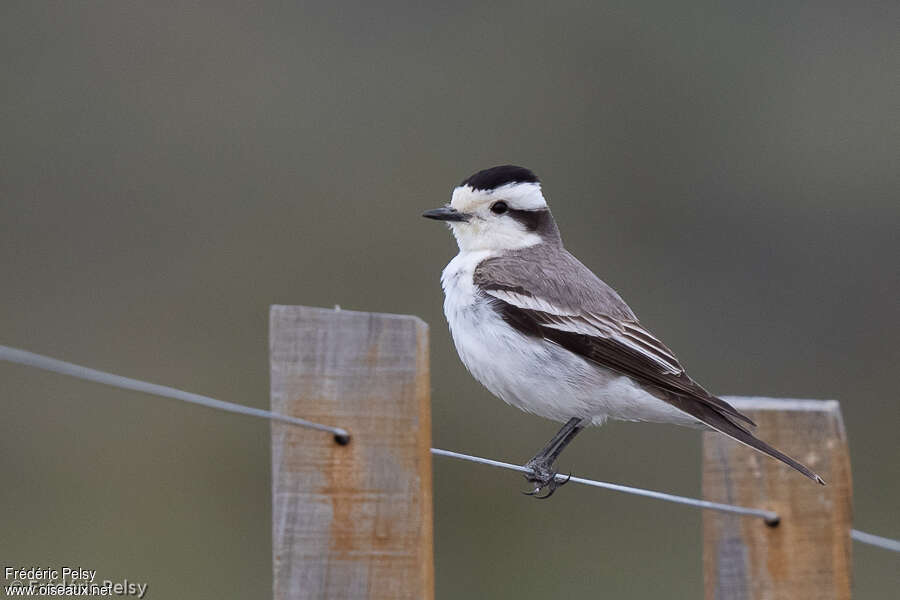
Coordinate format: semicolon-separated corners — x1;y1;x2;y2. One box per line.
460;165;539;191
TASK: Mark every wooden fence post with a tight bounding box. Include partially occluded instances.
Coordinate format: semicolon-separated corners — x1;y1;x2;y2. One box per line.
702;398;852;600
270;305;434;600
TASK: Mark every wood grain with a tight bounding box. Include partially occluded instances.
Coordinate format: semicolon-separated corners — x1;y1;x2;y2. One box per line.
270;305;433;600
702;398;852;600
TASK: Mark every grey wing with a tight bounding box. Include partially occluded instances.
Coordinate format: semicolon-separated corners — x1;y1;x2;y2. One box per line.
473;249;755;426
474;250;826;483
474;246;638;321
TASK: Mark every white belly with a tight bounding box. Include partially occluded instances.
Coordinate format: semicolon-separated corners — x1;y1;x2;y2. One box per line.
441;251;697;426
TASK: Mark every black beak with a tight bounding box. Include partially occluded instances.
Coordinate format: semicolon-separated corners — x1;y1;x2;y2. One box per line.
422;206;470;222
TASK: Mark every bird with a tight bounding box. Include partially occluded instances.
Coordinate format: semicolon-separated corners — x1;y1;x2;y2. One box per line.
423;164;824;498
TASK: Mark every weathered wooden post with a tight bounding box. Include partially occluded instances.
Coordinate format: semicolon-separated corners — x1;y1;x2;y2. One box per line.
702;398;852;600
270;305;434;600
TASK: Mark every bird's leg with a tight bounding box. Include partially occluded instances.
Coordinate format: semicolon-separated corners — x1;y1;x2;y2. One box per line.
523;417;584;499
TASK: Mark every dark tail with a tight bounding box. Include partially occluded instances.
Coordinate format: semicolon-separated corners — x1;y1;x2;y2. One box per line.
668;394;826;485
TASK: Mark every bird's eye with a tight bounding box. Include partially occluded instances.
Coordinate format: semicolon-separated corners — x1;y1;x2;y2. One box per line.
490;201;508;214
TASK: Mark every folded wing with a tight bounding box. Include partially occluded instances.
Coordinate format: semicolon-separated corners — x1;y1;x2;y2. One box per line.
482;285;756;427
474;247;824;483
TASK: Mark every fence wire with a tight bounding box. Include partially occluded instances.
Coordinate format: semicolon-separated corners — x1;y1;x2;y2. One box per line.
0;345;347;438
2;343;896;553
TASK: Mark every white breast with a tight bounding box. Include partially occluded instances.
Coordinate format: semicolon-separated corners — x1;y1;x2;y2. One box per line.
440;251;698;427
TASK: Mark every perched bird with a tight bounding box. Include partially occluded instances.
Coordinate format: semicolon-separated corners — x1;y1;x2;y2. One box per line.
423;165;824;498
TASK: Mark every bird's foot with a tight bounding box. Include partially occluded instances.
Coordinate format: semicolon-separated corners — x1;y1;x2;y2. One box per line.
521;457;572;499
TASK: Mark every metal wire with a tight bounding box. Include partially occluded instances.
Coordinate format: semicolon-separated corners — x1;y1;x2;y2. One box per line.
851;529;900;552
431;449;900;552
0;345;348;438
4;343;897;552
430;447;780;521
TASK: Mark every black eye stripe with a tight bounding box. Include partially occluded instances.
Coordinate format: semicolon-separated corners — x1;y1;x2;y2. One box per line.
507;208;551;232
487;203;554;236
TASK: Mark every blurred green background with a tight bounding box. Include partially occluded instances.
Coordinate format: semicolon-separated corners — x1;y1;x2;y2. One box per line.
1;1;897;598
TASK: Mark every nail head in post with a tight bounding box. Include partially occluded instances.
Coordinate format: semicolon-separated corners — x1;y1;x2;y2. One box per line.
333;431;351;445
764;514;781;527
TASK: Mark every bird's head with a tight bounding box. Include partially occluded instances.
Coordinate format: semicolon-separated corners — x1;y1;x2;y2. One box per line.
423;165;561;252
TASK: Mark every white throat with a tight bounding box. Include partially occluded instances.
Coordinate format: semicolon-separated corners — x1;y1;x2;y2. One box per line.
448;221;542;252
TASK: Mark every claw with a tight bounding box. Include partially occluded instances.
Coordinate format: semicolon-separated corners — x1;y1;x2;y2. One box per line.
535;473;571;499
533;485;556;500
517;418;584;499
521;460;573;499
